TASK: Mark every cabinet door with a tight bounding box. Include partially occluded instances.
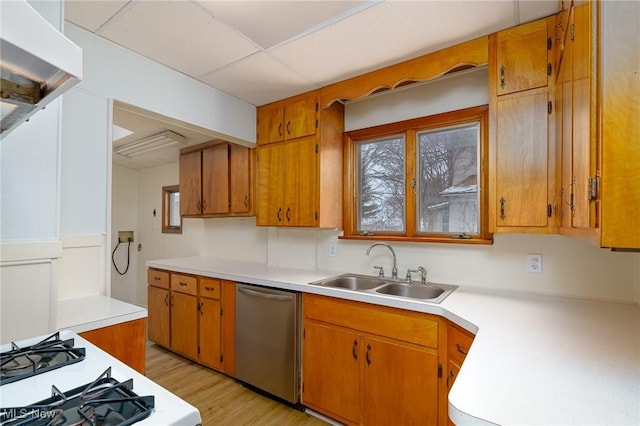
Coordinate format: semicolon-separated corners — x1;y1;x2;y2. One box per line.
283;137;317;226
170;291;198;360
571;4;595;229
284;95;317;140
495;91;549;227
496;18;548;96
198;297;222;369
256;144;284;226
229;144;251;213
362;336;439;426
148;286;170;348
202;144;229;215
179;150;202;215
302;321;361;425
257;102;284;144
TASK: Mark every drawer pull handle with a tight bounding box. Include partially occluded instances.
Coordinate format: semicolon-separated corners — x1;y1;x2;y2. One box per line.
352;339;358;360
154;276;160;280
205;286;216;291
447;369;455;388
499;65;506;89
179;282;188;286
456;343;468;355
366;344;372;365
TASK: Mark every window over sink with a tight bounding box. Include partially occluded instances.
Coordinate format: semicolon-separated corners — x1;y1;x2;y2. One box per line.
343;105;492;244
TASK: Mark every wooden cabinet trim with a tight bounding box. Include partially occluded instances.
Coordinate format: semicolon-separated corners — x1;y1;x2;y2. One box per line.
80;318;147;374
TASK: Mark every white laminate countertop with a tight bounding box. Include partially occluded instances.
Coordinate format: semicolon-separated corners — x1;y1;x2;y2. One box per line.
57;295;148;333
147;256;640;426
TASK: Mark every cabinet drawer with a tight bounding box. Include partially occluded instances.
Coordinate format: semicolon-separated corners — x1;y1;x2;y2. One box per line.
448;323;474;364
303;294;438;348
171;273;198;296
199;278;221;299
147;269;169;289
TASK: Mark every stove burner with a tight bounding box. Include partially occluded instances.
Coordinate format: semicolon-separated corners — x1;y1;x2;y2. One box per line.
0;367;154;426
0;332;85;385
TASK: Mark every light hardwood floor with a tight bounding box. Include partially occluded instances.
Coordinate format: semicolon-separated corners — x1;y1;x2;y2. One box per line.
146;342;328;426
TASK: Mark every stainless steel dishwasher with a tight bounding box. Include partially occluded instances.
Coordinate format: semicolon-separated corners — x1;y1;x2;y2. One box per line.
235;283;300;404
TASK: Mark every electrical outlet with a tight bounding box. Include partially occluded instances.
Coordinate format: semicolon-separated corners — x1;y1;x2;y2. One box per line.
118;231;134;243
328;243;337;257
527;254;542;274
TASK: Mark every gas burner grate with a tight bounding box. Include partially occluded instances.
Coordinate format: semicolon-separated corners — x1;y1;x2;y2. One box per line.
0;367;154;425
0;332;86;386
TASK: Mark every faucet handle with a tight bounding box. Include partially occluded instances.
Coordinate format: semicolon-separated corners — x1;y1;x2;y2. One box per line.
373;266;385;277
417;266;427;285
406;269;419;283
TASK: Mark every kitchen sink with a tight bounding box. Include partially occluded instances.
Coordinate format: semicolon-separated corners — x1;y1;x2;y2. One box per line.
375;283;444;299
314;274;388;291
310;273;456;304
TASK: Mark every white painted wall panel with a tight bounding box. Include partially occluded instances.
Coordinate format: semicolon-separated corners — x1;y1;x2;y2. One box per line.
57;234;105;300
60;89;109;234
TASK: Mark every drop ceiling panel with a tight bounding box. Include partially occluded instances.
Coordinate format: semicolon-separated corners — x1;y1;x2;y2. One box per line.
199;52;318;106
64;0;129;32
199;0;375;49
268;1;515;87
98;1;259;77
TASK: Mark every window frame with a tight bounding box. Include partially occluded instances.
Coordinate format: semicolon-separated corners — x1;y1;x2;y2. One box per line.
162;185;182;234
342;105;492;244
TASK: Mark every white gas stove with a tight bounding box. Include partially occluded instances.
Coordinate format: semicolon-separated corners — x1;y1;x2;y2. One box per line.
0;329;201;425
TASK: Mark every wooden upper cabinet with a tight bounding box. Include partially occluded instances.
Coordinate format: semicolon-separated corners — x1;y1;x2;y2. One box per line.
489;15;556;233
179;150;203;216
495;91;550;228
257;92;317;145
495;18;549;96
256;89;343;229
180;141;254;218
202;144;229;215
229;144;252;213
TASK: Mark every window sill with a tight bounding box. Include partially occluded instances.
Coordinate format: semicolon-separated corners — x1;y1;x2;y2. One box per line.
338;234;494;245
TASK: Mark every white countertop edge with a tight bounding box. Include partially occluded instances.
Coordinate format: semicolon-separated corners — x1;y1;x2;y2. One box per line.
57;294;148;333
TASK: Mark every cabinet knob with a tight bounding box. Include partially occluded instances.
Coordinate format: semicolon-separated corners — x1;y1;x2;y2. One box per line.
352;339;358;360
286;207;291;222
277;207;283;222
366;344;372;365
499;65;506;89
278;122;282;137
456;343;468;355
286;121;291;136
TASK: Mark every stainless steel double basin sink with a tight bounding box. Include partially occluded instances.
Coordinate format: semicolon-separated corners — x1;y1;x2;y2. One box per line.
310;273;457;304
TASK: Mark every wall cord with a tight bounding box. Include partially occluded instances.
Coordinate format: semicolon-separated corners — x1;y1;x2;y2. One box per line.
111;240;132;275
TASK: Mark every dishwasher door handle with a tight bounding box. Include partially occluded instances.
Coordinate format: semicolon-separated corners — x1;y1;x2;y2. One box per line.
238;286;294;301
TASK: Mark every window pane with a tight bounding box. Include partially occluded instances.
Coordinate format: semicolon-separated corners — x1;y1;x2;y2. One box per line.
357;136;405;232
169;192;180;228
417;123;479;234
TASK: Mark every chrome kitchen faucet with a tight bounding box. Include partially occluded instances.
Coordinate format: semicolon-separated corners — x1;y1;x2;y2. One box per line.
366;242;398;279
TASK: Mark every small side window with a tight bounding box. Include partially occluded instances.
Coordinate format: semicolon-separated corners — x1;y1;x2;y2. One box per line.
162;185;182;234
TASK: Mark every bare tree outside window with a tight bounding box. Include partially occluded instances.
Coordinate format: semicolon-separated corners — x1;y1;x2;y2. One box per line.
418;123;479;235
357;136;405;232
343;105;490;243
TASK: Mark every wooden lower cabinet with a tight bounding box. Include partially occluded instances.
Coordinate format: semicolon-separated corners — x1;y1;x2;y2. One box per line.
147;285;170;348
302;321;361;424
170;290;198;360
362;336;439;426
80;318;146;374
302;294;442;426
147;269;234;374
